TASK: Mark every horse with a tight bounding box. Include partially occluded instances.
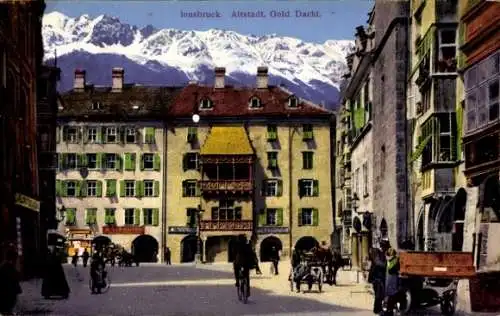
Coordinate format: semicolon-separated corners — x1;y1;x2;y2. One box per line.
311;246;343;285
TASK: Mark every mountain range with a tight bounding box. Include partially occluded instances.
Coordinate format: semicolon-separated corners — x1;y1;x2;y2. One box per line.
42;11;354;109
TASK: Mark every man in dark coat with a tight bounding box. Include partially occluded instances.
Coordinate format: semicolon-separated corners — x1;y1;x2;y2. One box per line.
42;249;70;299
164;247;171;265
0;248;22;314
270;246;280;275
233;235;261;296
82;249;90;267
368;247;387;313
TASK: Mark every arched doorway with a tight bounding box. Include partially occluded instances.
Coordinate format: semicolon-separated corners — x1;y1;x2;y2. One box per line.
92;235;111;252
416;211;425;251
132;235;159;262
380;218;388;238
181;235;199;263
294;236;318;252
259;236;283;262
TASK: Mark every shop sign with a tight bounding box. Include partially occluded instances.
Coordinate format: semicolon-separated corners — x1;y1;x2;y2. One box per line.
168;226;197;234
256;227;290;234
15;193;40;212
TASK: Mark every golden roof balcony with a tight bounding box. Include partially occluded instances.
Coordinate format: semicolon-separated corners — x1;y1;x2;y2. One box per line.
200;179;253;195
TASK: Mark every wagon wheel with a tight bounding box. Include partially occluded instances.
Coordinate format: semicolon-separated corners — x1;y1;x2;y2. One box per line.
440;291;457;316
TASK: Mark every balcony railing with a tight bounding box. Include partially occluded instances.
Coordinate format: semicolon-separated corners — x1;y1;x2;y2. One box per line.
200;180;253;192
102;225;145;235
200;220;253;231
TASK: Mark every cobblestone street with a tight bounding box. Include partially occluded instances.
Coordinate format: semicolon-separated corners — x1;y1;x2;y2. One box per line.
14;261;376;316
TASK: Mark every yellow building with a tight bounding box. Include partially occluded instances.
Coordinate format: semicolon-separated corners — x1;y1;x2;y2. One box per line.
166;67;335;263
56;68;179;262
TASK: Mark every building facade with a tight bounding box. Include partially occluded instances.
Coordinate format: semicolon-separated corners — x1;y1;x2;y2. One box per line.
459;0;500;312
337;18;376;271
166;67;335;263
57;68;179;262
0;0;46;278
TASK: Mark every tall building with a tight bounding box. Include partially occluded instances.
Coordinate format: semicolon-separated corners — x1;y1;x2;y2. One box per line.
166;67;335;263
370;0;411;249
37;65;61;251
0;0;46;278
337;14;376;272
458;0;500;312
57;68;179;262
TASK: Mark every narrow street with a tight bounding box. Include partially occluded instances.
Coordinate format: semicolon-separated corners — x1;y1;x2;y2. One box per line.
15;261;375;316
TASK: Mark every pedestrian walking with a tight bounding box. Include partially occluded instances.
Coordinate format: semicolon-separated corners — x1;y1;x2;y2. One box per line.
368;247;387;314
0;247;22;315
164;247;171;265
82;249;90;267
71;252;79;267
270;246;279;275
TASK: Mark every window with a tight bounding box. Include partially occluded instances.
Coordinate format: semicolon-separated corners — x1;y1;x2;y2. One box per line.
187;127;197;142
125;127;136;143
355;168;360;196
299;179;318;197
266;208;277;225
421;113;458;167
421;85;431;113
183;180;198;197
105;127;117;143
183;153;199;170
300;208;314;226
65;153;77;169
267;152;278;169
65;208;76;226
125;180;135;197
363;163;368;197
124;208;135;225
105;154;116;169
267;125;277;141
144;127;156;144
66;181;77;197
84;154;96;169
144;180;154;197
213;200;242;221
302;151;313;169
438;114;452;161
249;97;261;108
437;28;457;72
303;124;314;140
186;208;198;227
104;208;116;225
87;127;98;143
263;179;282;196
66;127;79;143
143;153;154;170
200;98;213;109
85;208;97;225
143;208;153;225
87;180;97;197
288;96;298;108
488;78;499;122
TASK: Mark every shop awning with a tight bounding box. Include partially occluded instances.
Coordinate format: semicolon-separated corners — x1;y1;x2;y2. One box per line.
200;126;254;155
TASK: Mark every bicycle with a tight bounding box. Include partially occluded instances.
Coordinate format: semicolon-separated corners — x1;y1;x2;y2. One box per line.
237;267;249;304
89;267;111;294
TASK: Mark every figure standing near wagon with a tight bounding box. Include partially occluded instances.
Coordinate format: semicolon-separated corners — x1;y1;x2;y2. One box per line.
368;238;390;314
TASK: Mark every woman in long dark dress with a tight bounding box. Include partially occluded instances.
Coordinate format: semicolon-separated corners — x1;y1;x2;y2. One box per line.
41;250;70;299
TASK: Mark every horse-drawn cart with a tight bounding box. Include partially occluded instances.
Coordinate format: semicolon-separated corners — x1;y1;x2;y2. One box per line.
393;251;476;316
290;252;327;293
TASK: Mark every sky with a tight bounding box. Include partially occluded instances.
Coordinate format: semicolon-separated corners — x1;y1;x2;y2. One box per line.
45;0;374;43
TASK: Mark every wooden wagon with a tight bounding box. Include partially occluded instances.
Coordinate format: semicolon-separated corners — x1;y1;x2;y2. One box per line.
393;251;476;316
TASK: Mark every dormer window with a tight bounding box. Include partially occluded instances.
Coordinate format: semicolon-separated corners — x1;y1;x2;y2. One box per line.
91;102;102;110
199;98;213;110
288;96;298;108
249;97;261;108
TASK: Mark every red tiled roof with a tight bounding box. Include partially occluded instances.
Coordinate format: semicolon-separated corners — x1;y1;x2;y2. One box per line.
168;84;332;118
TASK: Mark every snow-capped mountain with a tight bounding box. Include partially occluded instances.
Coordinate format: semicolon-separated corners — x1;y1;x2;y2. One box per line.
42;11;354;108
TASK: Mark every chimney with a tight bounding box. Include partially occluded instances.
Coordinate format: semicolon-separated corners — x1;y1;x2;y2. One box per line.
214;67;225;89
74;69;86;91
112;67;124;92
256;66;268;89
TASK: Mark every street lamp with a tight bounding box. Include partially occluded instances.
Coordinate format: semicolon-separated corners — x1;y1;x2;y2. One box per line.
351;193;359;214
56;206;66;223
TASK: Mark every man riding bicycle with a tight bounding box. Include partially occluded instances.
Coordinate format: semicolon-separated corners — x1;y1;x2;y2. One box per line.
233;234;262;296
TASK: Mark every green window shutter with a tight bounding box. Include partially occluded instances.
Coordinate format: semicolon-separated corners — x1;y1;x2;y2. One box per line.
124;153;132;171
62;181;68;197
96;153;103;169
153;154;161;171
96;181;103;197
277;180;283;196
277;208;283;226
134;208;141;225
145;127;155;144
298;208;303;226
312;208;319;226
81;154;88;167
55;180;62;197
80;181;87;197
85;209;91;225
135;180;143;198
115;154;122;171
106;179;116;197
152;208;159;226
154;181;160;197
313;180;319;196
65;208;75;226
140;154;145;171
104;210;109;225
110;210;116;224
77;154;83;168
258;209;266;226
119;180;126;197
195;182;201;197
75;181;82;197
